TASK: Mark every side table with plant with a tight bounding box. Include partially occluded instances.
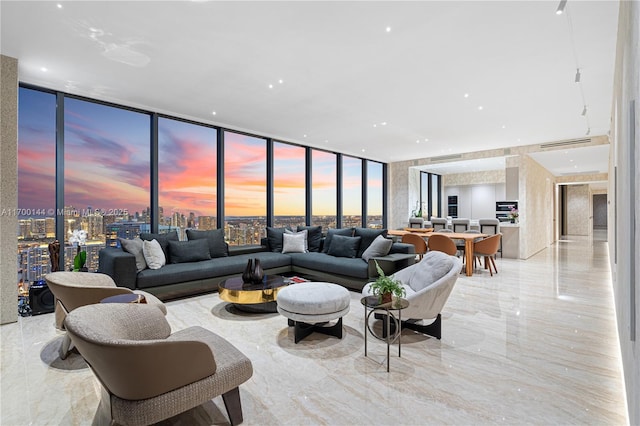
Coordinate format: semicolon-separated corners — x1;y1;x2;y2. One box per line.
370;261;406;304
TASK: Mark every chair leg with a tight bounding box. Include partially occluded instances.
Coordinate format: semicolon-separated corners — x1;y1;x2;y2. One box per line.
402;314;442;340
490;256;498;275
59;333;74;360
222;387;243;426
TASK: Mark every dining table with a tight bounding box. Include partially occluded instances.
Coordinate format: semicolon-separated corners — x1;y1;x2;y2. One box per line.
388;230;489;276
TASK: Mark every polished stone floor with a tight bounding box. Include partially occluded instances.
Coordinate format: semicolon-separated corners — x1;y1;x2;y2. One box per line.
0;233;629;425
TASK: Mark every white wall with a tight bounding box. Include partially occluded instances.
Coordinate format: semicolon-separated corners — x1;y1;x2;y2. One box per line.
610;2;640;424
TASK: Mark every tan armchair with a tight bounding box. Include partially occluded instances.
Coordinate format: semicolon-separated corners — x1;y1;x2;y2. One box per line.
64;303;254;426
45;271;166;359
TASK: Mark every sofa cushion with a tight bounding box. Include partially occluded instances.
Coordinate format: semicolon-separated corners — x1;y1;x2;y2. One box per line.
266;227;289;252
296;226;323;252
119;237;147;272
282;231;307;253
327;235;361;258
168;239;211;264
186;229;228;258
140;231;178;262
289;252;369;279
361;235;393;263
321;228;354;253
142;239;166;270
354;228;388;258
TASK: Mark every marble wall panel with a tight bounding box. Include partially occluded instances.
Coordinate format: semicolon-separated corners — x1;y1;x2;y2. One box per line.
1;55;18;325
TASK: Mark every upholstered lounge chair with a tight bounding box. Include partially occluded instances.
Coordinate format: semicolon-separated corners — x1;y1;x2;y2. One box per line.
362;251;462;339
45;271;166;359
64;303;254;426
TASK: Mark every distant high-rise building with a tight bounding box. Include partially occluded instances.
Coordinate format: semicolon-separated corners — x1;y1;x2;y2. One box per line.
198;216;216;230
45;217;55;238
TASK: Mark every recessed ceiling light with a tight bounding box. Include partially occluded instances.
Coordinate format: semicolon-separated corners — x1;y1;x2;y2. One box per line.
40;67;47;72
569;159;574;162
373;124;377;128
424;138;429;142
57;3;63;8
501;125;506;129
278;79;283;84
303;134;307;138
517;138;521;142
416;140;420;144
268;84;273;89
212;111;217;115
381;122;387;126
386;27;391;32
464;93;469;98
361;149;365;152
478;106;483;111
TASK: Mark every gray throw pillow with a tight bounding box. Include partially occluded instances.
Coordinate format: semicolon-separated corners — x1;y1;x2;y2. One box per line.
296;225;323;252
327;235;361;258
321;228;354;253
361;234;393;263
354;228;388;258
119;237;147;272
140;231;179;263
266;227;289;252
167;239;211;264
408;251;454;292
186;228;228;258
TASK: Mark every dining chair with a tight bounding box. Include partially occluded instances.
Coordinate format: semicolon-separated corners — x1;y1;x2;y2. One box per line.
431;217;448;231
473;233;502;276
401;233;428;261
479;218;502;258
427;233;457;256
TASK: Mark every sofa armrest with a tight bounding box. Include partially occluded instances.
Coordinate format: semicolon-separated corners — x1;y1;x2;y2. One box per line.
389;242;415;254
98;248;137;290
367;253;416;278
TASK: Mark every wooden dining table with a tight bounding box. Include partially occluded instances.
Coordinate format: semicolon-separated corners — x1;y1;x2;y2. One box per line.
388;230;488;276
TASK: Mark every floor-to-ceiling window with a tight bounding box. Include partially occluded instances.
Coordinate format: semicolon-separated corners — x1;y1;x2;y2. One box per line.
312;150;337;229
64;97;150;271
223;131;266;245
158;117;217;239
420;171;442;220
17;88;56;284
367;161;383;228
342;156;362;228
273;141;306;228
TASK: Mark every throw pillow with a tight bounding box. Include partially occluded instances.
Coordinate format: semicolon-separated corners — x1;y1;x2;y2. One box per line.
186;228;228;258
321;228;354;253
266;227;289;252
142;239;166;270
296;225;322;252
354;228;388;258
140;231;178;263
285;229;308;251
168;239;212;264
361;234;393;263
282;231;308;253
119;237;147;272
327;235;361;258
407;251;454;292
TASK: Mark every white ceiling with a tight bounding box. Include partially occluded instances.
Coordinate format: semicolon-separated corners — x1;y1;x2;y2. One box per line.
0;0;619;167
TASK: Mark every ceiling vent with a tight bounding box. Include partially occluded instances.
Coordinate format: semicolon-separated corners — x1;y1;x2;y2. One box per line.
560;170;601;176
430;153;463;162
540;138;592;149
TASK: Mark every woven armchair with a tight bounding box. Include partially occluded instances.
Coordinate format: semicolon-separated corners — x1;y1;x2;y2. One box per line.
65;304;253;426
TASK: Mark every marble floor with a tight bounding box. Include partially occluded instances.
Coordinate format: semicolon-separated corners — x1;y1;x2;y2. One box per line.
0;234;629;425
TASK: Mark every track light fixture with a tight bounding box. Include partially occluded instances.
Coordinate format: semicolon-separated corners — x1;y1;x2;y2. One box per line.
586;128;591;136
556;0;567;15
575;68;581;83
582;105;588;116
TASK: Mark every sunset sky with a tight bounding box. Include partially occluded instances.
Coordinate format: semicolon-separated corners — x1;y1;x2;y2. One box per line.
18;87;382;219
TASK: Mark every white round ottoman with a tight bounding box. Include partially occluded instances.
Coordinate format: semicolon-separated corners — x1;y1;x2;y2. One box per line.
277;282;350;343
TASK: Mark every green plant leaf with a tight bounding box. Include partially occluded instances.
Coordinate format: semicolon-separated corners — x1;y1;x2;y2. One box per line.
73;250;86;272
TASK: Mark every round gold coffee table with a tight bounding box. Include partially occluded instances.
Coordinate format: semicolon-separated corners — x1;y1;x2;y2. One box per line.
218;275;289;313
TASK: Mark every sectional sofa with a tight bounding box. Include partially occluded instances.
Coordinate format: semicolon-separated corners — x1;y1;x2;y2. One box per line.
98;226;416;300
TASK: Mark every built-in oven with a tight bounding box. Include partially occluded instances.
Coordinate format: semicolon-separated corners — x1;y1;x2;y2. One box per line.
496;201;518;222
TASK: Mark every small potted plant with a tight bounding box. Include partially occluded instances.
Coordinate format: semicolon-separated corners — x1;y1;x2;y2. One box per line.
370;261;406;304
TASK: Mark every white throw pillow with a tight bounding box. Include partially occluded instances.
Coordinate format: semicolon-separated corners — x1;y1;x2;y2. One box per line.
284;229;308;252
282;231;308;253
142;239;166;270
